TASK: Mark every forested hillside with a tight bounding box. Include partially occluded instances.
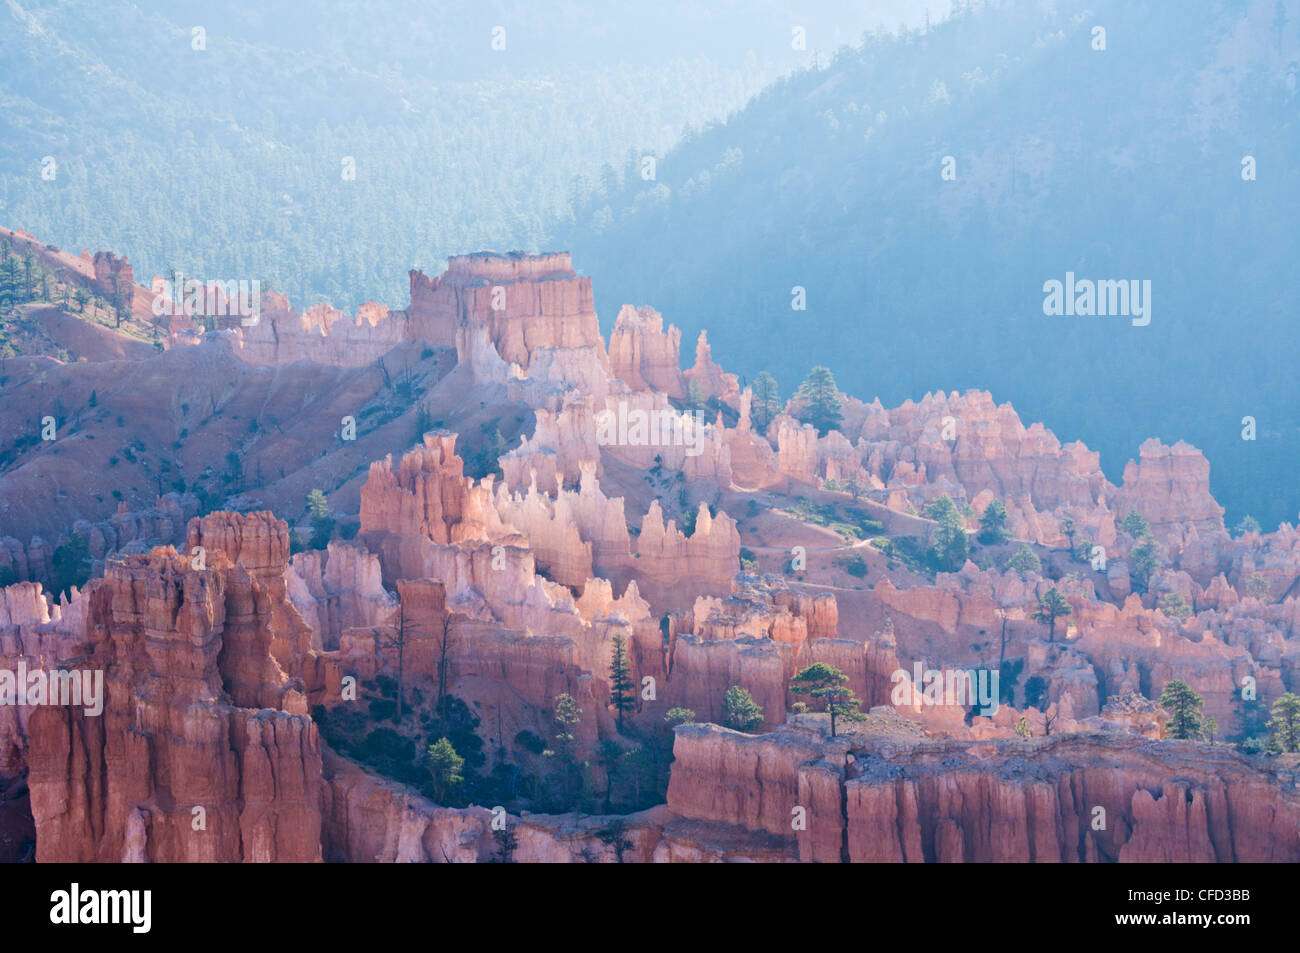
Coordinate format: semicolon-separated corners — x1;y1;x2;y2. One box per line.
564;0;1300;529
0;0;933;310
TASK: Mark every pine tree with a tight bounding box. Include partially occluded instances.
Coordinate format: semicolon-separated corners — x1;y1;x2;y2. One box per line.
1159;680;1216;741
1060;515;1076;550
1120;511;1151;539
750;371;781;433
491;825;519;863
977;498;1009;544
721;686;765;732
608;632;635;732
1266;692;1300;753
664;707;695;726
1130;540;1160;593
686;377;706;411
1006;544;1042;576
0;257;19;306
425;737;464;803
790;663;865;737
307;490;328;515
794;365;843;436
413;405;433;445
545;693;583;808
377;587;428;722
21;254;34;302
1232;515;1262;537
1032;587;1072;642
1157;591;1192;622
596;818;633;863
924;494;969;571
306;488;333;548
49;533;92;599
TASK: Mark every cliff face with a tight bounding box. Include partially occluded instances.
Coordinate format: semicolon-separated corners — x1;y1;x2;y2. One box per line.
1111;438;1227;545
406;251;605;371
846;736;1300;863
725;388;782;490
668;723;1300;863
287;542;397;650
26;546;324;862
232;293;406;366
5;512;639;861
753;391;1229;557
232;251;607;379
608;305;686;399
360;433;516;553
91;250;134;298
636;501;740;592
683;330;741;409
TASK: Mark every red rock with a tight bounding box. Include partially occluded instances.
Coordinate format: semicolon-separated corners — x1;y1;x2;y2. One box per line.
608;305;685;399
669;723;1300;862
26;547;323;862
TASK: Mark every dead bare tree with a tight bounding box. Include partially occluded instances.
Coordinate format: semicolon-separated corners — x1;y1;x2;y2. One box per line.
436;613;454;718
997;608;1010;671
376;580;447;722
1044;705;1060;736
376;600;420;721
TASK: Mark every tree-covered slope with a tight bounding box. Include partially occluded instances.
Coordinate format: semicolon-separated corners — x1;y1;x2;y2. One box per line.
564;0;1300;529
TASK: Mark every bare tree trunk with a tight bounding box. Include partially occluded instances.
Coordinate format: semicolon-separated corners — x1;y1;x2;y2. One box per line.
997;611;1008;671
437;615;452;718
396;603;405;722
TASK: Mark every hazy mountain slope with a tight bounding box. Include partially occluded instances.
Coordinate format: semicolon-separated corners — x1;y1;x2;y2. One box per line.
0;0;942;312
565;0;1300;530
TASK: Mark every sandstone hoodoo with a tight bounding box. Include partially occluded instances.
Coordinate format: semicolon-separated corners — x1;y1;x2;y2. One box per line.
2;241;1298;867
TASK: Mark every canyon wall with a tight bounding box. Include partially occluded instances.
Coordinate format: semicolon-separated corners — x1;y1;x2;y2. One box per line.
668;723;1300;863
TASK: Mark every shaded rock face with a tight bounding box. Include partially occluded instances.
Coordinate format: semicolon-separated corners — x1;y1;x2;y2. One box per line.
360;434;518;564
668;724;1300;863
636;500;741;597
664;575;896;731
288;542;397;650
692;573;838;647
0;495;198;586
321;749;673;863
724;388;781;490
